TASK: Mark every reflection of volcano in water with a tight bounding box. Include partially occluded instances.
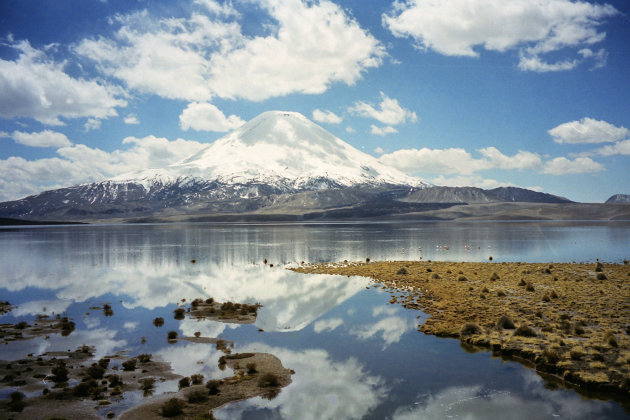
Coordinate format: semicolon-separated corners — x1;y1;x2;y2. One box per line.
0;260;368;333
197;266;369;332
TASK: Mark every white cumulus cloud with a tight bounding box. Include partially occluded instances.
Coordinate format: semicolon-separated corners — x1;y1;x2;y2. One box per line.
541;156;604;175
10;130;72;148
124;114;140;124
379;145;605;178
478;147;542;170
0;40;126;125
548;118;628;144
195;0;239;17
429;174;538;191
312;109;343;124
379;147;541;176
0;135;207;201
75;0;384;102
179;102;244;132
84;118;102;132
371;125;398;136
595;139;630;156
350;92;417;125
383;0;619;72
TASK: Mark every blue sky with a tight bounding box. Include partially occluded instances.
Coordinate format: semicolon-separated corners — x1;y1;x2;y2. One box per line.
1;0;629;203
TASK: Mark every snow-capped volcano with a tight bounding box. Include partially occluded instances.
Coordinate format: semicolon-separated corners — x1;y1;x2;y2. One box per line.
0;111;428;221
113;111;425;190
0;112;584;223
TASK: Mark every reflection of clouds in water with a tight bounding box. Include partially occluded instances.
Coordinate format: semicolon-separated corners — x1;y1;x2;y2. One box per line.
83;316;101;329
372;305;398;317
215;343;387;420
1;264;367;333
178;317;227;339
11;299;72;317
519;370;613;419
350;316;412;347
0;328;126;361
194;267;367;333
348;304;413;348
313;317;343;333
393;374;613;420
156;343;233;381
123;321;138;331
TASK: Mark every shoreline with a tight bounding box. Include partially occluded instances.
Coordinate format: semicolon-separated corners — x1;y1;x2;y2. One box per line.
0;299;292;419
292;260;630;399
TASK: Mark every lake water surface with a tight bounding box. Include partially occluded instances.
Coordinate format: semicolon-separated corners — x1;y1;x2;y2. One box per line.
1;221;629;419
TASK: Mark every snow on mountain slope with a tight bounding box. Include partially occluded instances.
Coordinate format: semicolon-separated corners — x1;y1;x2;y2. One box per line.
113;111;426;190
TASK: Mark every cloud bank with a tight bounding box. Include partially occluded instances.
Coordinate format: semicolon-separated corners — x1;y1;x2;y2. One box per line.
179;102;245;132
75;0;385;102
383;0;618;72
549;118;628;144
0;40;126;125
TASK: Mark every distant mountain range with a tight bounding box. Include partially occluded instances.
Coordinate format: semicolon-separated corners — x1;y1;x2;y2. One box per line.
605;194;630;204
0;111;627;223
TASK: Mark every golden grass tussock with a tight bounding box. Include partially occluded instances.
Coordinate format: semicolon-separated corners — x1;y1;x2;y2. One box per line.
292;260;630;395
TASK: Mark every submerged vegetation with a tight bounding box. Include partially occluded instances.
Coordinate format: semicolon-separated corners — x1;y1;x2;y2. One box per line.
0;321;292;419
188;297;261;324
294;260;630;396
0;294;288;418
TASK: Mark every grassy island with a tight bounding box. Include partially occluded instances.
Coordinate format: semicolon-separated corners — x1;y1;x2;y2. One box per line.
292;260;630;397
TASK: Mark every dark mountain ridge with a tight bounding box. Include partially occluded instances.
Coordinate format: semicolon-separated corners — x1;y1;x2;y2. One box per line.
606;194;630;204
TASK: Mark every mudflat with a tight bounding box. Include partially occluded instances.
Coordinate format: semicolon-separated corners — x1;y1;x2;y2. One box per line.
292;260;630;396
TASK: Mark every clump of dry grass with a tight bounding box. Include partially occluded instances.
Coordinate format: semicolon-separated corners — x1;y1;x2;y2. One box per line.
542;348;561;364
258;373;280;387
514;325;537;337
206;379;221;395
570;347;586;360
161;398;185;417
604;331;619;348
191;374;204;385
460;323;482;337
496;315;515;330
186;389;208;403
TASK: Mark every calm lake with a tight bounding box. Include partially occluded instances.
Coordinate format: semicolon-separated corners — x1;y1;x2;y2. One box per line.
1;221;629;419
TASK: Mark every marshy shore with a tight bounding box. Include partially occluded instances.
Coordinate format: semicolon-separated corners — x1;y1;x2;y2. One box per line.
0;298;292;419
292;260;630;397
